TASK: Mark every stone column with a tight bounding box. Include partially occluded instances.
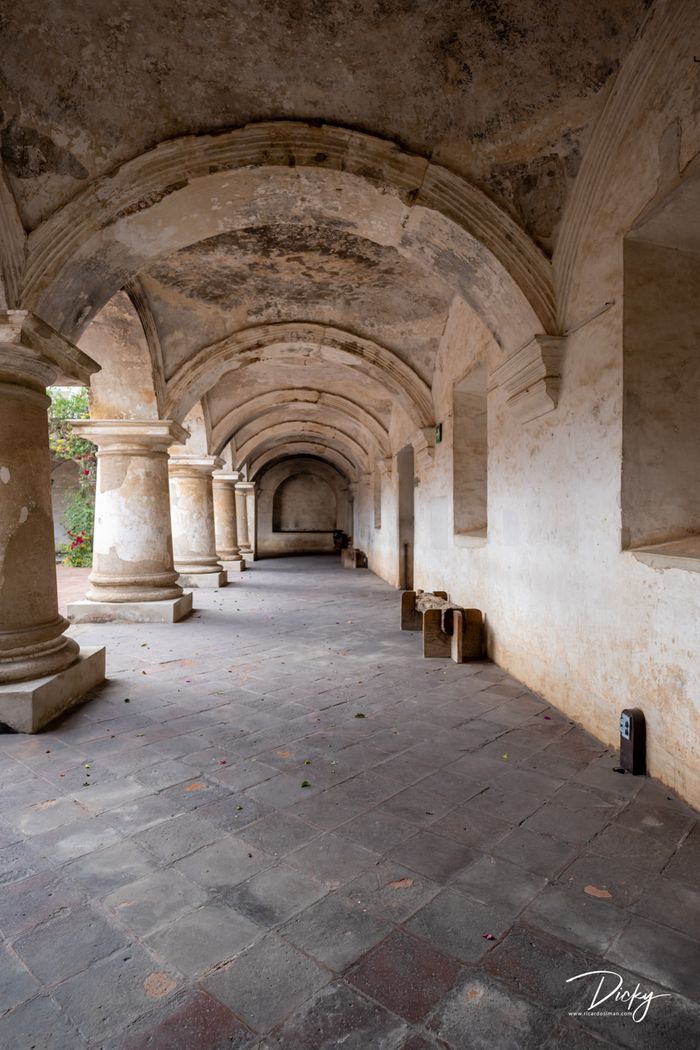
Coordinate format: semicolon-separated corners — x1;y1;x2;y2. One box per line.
213;471;246;572
66;421;193;623
0;310;105;732
235;481;255;561
169;456;228;587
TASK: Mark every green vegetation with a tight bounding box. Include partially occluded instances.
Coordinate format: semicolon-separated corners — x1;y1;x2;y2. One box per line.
49;388;95;567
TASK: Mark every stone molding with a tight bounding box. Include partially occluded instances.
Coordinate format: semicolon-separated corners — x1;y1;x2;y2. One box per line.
409;427;436;471
491;335;565;424
555;0;690;326
0;309;99;387
168;455;223;478
0;171;26;310
70;419;189;455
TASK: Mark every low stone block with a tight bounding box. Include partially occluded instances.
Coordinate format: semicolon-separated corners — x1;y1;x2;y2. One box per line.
342;548;367;569
177;571;228;588
0;646;105;733
220;559;246;572
66;592;193;623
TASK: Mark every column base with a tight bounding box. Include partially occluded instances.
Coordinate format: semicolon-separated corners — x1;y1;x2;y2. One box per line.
177;571;228;588
0;646;106;733
220;559;246;572
66;593;193;624
239;551;255;562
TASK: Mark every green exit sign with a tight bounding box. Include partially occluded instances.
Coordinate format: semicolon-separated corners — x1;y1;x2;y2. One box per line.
435;423;443;444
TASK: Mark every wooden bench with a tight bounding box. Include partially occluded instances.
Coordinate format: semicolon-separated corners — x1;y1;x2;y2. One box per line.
400;589;483;663
341;548;367;569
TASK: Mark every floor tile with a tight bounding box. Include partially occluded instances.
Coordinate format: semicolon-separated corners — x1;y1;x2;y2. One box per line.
347;929;463;1023
342;861;441;922
104;869;208;937
267;982;407;1049
202;933;330;1032
280;893;390;971
406;887;514;962
222;862;327;927
146;903;261;976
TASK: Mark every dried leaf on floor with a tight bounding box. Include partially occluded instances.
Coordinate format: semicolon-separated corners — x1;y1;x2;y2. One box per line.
584;884;612;899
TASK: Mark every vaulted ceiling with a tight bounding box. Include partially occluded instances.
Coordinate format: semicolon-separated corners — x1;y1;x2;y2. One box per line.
0;0;651;479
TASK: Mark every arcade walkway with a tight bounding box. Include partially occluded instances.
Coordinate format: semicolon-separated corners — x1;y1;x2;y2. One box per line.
1;557;698;1048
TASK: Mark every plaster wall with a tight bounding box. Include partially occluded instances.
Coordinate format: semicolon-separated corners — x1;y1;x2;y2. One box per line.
364;77;700;806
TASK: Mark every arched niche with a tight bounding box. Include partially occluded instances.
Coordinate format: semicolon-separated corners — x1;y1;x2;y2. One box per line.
257;456;351;558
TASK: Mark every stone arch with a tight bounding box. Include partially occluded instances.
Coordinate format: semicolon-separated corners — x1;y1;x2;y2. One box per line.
210;388;391;459
236;421;370;475
248;442;359;481
165;322;434;428
20;122;555;350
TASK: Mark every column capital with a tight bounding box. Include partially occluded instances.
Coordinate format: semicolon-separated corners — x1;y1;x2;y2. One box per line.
0;310;99;389
70;419;189;453
235;480;256;493
213;471;240;486
169;454;223;478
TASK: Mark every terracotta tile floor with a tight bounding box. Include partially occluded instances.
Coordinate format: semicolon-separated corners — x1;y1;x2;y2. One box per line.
1;556;698;1048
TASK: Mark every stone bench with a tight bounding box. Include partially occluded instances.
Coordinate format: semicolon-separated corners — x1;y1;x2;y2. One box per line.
341;548;367;569
400;589;483;663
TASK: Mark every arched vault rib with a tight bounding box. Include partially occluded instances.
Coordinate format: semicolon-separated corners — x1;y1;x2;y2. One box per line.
248;443;358;482
236;422;370;476
211;390;391;458
234;413;373;463
165;323;434;429
21;122;555;346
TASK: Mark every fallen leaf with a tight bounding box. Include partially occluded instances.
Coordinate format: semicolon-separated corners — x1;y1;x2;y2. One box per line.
501;753;509;760
277;750;290;758
584;884;612;900
354;713;366;719
481;933;496;941
185;782;205;792
143;973;177;998
387;878;414;889
300;779;312;788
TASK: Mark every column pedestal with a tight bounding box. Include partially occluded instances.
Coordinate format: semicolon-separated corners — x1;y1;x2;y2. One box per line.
65;420;194;623
0;311;105;731
169;456;228;587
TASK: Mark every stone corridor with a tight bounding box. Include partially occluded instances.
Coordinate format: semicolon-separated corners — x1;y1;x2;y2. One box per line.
0;557;698;1049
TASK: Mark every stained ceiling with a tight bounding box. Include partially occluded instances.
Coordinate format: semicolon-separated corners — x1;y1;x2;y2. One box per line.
0;0;651;475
